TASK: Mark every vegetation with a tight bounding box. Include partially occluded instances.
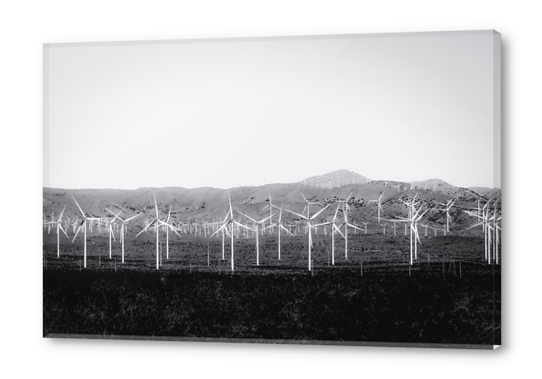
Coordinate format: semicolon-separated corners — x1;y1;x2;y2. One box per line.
43;233;500;347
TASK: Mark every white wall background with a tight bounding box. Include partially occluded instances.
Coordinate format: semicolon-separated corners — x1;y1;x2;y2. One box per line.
0;1;538;378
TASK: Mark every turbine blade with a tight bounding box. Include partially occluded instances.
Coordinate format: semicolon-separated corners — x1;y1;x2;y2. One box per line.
125;213;141;222
238;211;257;224
233;220;252;231
221;212;229;224
262;223;277;231
347;223;363;231
280;225;293;235
59;224;69;238
333;224;345;239
467;222;483;230
136;219;156;237
58;205;66;222
310;204;330;220
171;226;182;237
415;230;422;244
333;203;341;221
72;195;86;217
259;214;274;224
209;227;223;238
153;193;159;219
284;209;308;220
106;208;123;222
72;223;82;242
228;195;233;216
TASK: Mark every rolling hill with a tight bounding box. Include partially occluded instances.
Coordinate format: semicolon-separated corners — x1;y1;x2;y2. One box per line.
43;170;500;235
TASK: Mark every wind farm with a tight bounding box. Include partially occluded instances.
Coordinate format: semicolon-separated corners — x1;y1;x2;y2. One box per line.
42;30;501;349
43;169;501;347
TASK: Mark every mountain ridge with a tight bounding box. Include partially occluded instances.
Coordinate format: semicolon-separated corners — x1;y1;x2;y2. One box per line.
43;170;500;236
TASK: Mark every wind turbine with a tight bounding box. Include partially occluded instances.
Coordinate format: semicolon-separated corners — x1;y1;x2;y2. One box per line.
260;192;276;234
467;202;491;263
264;205;293;260
136;193;181;270
471;199;482;218
71;217;79;234
370;191;385;222
335;195;363;260
492;199;501;264
329;203;345;266
420;223;430;237
43;214;48;232
285;201;329;271
107;209;141;264
465;199;500;264
301;193;318;218
400;193;420;220
51;205;68;258
395;204;428;265
391;220;398;236
45;212;55;234
162;204;180;260
104;209;121;259
237;211;273;266
71;195;102;268
210;195;237;272
437;198;456;232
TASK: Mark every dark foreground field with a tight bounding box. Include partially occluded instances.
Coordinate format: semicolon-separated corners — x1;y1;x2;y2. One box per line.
43;233;501;348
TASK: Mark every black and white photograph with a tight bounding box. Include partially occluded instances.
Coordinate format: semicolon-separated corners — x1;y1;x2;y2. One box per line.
42;30;501;348
8;0;542;378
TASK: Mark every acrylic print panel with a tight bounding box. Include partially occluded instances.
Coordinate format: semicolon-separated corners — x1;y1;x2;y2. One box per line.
43;30;501;349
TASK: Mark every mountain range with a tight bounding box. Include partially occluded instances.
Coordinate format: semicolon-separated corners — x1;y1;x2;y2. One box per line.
43;170;500;234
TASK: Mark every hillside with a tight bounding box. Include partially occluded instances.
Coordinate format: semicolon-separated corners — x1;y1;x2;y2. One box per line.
301;169;370;188
43;170;499;236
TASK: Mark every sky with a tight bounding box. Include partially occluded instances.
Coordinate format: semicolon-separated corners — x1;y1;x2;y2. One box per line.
44;30;500;190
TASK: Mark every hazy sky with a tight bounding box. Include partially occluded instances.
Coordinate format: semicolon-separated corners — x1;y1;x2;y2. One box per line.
44;30;500;190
